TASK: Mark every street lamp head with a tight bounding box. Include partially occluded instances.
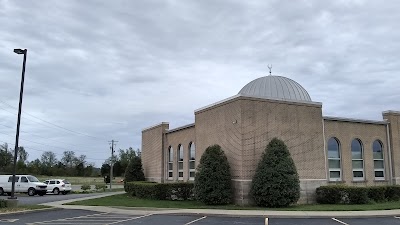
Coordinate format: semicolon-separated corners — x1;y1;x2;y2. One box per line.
14;49;26;54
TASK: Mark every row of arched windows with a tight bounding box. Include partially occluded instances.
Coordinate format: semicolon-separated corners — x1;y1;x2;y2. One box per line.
328;138;384;181
167;142;195;180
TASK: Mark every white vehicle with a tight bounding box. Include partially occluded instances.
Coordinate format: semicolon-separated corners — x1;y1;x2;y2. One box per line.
0;175;47;196
43;179;72;195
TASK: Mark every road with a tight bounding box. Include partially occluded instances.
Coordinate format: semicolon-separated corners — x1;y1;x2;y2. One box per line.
1;209;400;225
0;192;108;205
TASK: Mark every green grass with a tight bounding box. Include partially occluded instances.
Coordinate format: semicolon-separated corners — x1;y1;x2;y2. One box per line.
35;176;124;185
67;193;400;211
0;205;52;213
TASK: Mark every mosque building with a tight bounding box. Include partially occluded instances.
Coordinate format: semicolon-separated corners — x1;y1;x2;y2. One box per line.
141;74;400;205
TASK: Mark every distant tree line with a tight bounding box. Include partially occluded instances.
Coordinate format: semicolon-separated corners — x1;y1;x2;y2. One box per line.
0;142;140;177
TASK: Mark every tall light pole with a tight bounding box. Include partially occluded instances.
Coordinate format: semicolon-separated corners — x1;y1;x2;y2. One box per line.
9;48;27;201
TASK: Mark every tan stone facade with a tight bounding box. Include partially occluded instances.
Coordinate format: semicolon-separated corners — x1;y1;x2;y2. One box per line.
140;76;400;205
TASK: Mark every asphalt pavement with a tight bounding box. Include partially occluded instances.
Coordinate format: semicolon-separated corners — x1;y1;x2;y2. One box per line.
0;192;109;205
2;191;400;224
2;209;400;225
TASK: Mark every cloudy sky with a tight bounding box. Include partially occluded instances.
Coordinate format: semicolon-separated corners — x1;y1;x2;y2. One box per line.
0;0;399;167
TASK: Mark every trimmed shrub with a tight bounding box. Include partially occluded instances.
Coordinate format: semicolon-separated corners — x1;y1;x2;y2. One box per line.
316;185;345;204
81;184;91;191
0;199;7;208
368;186;387;202
250;138;300;207
95;184;107;192
167;183;194;200
194;145;232;205
316;185;400;204
347;187;368;204
124;156;145;192
125;181;194;200
385;185;400;201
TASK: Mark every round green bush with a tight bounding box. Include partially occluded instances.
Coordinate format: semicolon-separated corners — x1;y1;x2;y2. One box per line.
250;138;300;207
194;144;232;205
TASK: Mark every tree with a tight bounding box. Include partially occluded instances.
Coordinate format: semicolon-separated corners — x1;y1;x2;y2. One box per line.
41;151;57;168
119;147;137;171
250;138;300;207
0;143;13;173
61;150;76;168
17;146;29;163
113;161;123;177
74;155;87;176
101;163;111;177
124;156;145;183
194;145;232;205
27;159;41;175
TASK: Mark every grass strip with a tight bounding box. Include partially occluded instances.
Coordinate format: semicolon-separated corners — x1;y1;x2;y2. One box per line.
67;193;400;211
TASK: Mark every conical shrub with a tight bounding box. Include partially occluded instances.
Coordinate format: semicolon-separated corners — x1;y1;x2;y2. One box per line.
250;138;300;207
194;144;232;205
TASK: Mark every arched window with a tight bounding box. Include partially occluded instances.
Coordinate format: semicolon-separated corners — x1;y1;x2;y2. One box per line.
351;139;364;181
189;142;195;180
168;146;173;179
373;140;385;180
178;144;184;180
327;138;341;181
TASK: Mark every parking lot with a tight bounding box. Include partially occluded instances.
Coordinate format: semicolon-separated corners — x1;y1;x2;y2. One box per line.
0;192;114;205
2;209;400;225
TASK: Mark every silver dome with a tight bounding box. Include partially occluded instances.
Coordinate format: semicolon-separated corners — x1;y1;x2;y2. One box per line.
238;76;311;102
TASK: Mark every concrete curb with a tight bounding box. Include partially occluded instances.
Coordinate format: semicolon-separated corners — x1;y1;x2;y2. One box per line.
45;204;400;218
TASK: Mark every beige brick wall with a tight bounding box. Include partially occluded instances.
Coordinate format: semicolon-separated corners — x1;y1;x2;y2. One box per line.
141;123;169;182
240;97;326;180
383;111;400;183
195;96;326;204
324;120;389;186
165;126;196;182
141;95;399;205
195;99;242;179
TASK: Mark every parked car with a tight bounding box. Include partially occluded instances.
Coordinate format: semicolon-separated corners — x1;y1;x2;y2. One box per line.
0;175;47;196
43;179;72;195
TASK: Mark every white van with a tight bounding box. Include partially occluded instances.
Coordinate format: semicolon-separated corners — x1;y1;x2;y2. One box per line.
0;175;47;196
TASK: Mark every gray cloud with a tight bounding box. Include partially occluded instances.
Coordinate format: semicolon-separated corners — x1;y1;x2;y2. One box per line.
0;0;399;166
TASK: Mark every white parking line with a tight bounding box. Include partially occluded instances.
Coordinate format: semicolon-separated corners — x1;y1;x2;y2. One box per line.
27;212;109;224
27;212;150;225
332;218;349;225
184;216;207;225
105;214;153;225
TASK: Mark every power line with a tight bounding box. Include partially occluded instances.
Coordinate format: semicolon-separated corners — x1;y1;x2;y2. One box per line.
0;140;105;161
0;100;106;140
0;130;102;154
0;123;96;150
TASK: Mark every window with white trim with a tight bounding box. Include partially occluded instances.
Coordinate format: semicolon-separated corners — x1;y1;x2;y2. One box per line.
178;144;183;180
189;142;195;180
373;140;385;180
327;137;341;181
351;139;364;181
168;146;173;180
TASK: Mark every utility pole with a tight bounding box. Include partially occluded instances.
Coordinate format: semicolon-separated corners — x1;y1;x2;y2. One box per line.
108;140;118;191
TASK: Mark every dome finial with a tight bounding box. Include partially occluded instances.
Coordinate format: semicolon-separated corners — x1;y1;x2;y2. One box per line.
267;64;272;76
